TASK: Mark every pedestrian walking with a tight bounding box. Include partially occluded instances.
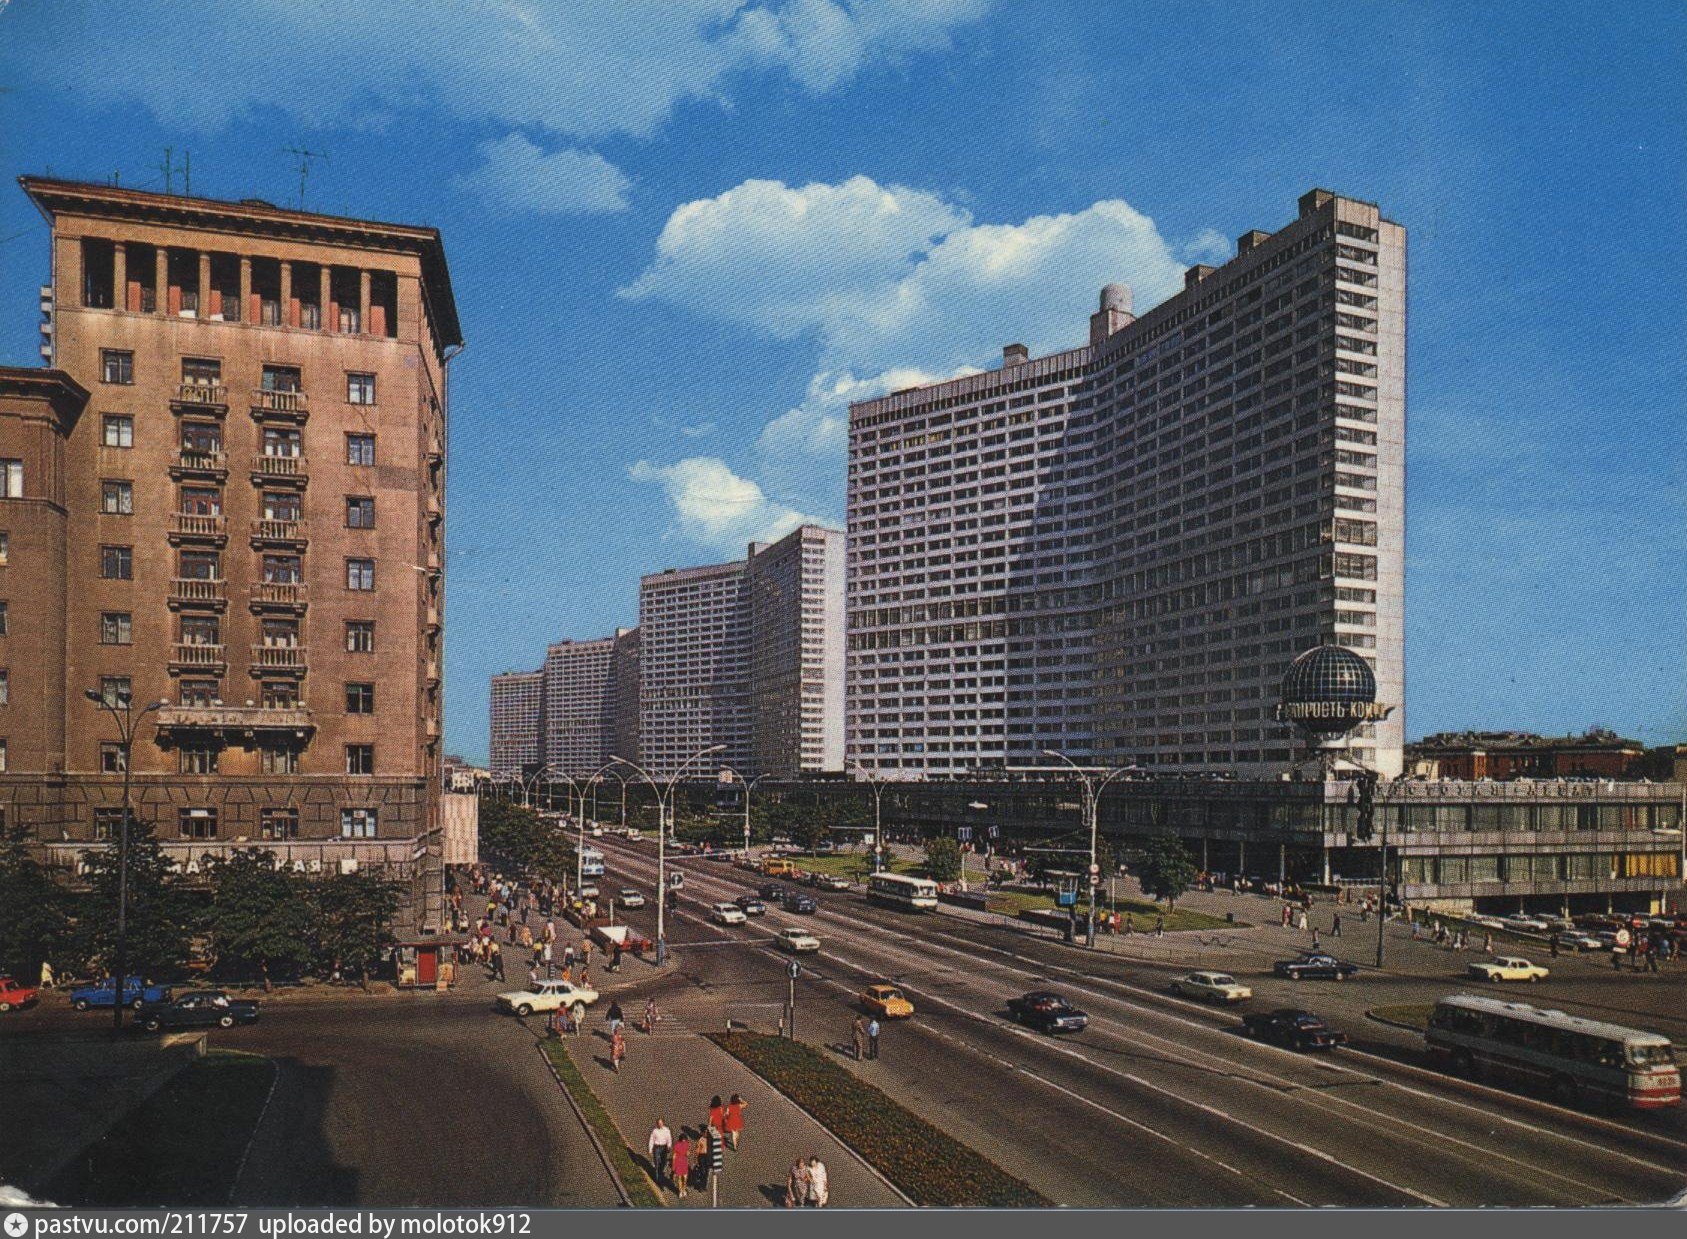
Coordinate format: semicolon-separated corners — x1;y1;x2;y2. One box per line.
867;1017;881;1060
643;996;660;1035
39;960;54;989
578;965;590;989
611;943;623;973
543;940;554;979
610;1027;626;1073
1549;933;1560;958
491;940;506;982
563;942;576;970
1155;915;1165;938
806;1156;829;1207
1296;910;1309;932
608;999;624;1036
708;1095;725;1134
724;1093;745;1150
1124;912;1135;935
1646;944;1661;974
671;1132;690;1199
1331;913;1342;938
851;1015;869;1061
1482;932;1493;954
785;1157;810;1208
1612;947;1624;971
1282;904;1292;929
648;1119;673;1186
1311;927;1321;950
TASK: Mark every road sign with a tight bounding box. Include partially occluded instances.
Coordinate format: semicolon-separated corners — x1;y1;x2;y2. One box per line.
710;1128;724;1173
1615;928;1631;948
1089;875;1101;887
787;959;801;980
1088;862;1101;875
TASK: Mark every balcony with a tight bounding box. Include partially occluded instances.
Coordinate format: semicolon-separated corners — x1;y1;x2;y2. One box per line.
169;577;226;610
250;644;308;674
250;454;308;486
168;512;228;545
250;517;308;548
169;643;226;671
249;581;309;611
251;388;309;422
170;449;228;480
156;702;315;742
172;383;228;411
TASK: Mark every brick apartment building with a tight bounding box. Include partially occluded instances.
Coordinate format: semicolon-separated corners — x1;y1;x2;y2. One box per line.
0;178;460;928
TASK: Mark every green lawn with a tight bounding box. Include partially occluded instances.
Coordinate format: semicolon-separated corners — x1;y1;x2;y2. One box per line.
707;1031;1050;1207
780;852;920;881
984;888;1240;931
45;1050;276;1206
540;1040;664;1207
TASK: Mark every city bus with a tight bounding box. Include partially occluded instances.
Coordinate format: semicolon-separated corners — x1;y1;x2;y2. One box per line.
1425;993;1679;1110
578;847;605;878
866;872;940;912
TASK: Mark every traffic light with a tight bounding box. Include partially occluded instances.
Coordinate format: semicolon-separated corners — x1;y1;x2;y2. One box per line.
1355;772;1376;841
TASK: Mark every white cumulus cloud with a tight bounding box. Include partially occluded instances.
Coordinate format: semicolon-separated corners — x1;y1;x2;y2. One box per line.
627;457;824;553
453;134;630;214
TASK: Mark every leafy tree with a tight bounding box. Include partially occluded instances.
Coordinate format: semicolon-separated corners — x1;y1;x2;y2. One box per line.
923;836;962;884
0;821;71;980
477;798;545;873
314;869;399;989
75;815;195;980
785;804;831;855
203;849;314;990
1135;835;1197;909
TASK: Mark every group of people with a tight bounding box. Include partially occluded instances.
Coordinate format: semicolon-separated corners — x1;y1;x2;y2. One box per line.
450;867;610;989
849;1014;882;1060
645;1094;751;1200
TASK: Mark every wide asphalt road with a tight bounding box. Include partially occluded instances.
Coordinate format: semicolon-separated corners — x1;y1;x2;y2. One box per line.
596;834;1687;1208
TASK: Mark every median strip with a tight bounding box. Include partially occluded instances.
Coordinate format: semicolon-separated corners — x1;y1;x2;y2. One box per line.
538;1041;664;1208
706;1029;1051;1207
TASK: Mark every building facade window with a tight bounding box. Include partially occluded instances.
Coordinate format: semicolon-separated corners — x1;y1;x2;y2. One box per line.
179;807;218;838
346;433;375;466
0;669;7;706
179;746;220;775
0;460;24;498
94;807;126;841
100;612;133;644
346;682;374;714
345;621;375;652
101;480;133;515
260;680;298;709
98;676;130;707
100;741;126;773
0;602;7;636
101;349;134;384
261;808;299;840
102;414;134;448
345;497;375;529
101;545;133;579
179;679;219;707
260;364;302;392
341;807;376;838
346;372;376;405
346;558;375;590
260;746;299;775
0;532;8;564
345;744;374;775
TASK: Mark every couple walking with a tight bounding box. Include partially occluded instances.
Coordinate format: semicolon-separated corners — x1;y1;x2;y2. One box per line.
850;1014;881;1060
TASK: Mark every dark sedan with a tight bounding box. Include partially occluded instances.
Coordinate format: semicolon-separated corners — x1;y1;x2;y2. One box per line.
759;882;788;901
1006;991;1089;1034
782;892;818;915
1272;952;1361;981
134;990;261;1033
735;894;768;916
1241;1008;1348;1051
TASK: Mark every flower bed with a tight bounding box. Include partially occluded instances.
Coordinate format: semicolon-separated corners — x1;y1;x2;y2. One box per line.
707;1030;1050;1207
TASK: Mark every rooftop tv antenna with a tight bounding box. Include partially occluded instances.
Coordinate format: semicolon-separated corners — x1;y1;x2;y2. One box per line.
282;146;329;210
157;147;174;194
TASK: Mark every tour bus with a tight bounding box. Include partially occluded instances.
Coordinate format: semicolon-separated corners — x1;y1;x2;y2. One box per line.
761;856;798;877
1425;993;1680;1110
578;847;606;878
866;872;940;912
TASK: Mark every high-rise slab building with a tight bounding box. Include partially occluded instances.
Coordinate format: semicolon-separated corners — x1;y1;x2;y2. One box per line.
489;669;543;777
542;627;641;776
847;189;1404;779
638;524;845;780
2;178;460;924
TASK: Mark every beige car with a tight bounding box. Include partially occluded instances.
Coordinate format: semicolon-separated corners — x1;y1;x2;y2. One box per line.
1467;956;1549;983
1170;971;1253;1003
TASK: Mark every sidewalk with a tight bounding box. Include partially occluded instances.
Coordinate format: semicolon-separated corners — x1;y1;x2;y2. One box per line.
552;1009;905;1208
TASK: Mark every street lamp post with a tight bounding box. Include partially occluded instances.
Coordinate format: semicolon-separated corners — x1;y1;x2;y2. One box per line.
849;761;887;874
611;744;725;966
1043;751;1134;949
718;767;769;859
84;689;166;1033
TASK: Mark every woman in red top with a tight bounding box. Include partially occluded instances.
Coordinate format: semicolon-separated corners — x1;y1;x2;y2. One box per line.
723;1093;746;1150
670;1132;690;1199
707;1095;724;1134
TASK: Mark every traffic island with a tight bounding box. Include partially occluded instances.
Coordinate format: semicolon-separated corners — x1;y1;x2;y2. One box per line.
1367;1003;1435;1033
538;1040;665;1207
707;1030;1051;1207
43;1050;276;1206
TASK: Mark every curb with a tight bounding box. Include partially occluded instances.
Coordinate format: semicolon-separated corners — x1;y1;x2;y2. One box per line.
1365;1010;1428;1034
705;1032;917;1207
534;1040;649;1208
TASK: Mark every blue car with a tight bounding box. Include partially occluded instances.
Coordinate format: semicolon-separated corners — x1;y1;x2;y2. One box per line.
70;978;173;1012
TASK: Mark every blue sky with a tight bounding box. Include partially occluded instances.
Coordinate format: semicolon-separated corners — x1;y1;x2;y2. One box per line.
1;1;1682;763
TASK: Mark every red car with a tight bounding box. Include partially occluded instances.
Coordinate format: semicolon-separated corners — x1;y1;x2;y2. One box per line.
0;976;40;1012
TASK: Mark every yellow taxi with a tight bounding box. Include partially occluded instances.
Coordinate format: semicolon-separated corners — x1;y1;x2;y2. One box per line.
859;983;914;1019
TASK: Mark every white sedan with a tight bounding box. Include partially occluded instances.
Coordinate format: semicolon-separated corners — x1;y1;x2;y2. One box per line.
711;902;749;926
1169;971;1253;1003
495;979;599;1018
774;927;821;954
1468;956;1550;983
617;889;646;910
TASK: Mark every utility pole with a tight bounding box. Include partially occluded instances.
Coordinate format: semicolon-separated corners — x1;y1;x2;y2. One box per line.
850;761;887;873
1044;751;1134;948
612;744;724;966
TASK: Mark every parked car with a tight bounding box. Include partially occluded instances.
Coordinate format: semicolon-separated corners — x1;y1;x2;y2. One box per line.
1467;956;1549;983
1241;1008;1348;1051
1170;971;1253;1004
774;927;821;954
617;888;646;910
1006;991;1089;1034
1273;953;1361;982
809;872;851;891
0;976;40;1012
70;978;173;1011
576;883;600;901
705;850;735;863
859;983;914;1019
759;882;788;902
783;892;819;915
134;991;260;1033
1538;915;1575;933
1501;915;1550;933
712;902;749;926
735;895;768;916
495;978;599;1019
1469;915;1508;931
1555;931;1604;953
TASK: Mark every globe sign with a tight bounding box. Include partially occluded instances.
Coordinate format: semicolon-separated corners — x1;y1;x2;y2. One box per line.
1275;644;1393;740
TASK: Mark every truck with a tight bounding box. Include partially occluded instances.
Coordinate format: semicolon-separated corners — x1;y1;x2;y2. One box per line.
590;924;655;956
